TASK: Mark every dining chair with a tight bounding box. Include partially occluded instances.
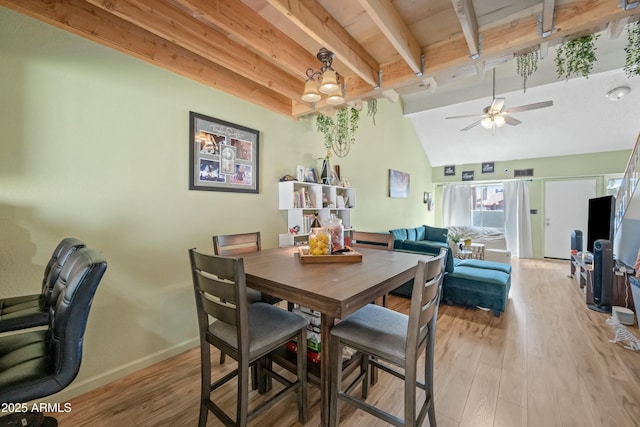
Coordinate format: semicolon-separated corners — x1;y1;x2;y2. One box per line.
0;237;85;333
351;231;395;307
329;248;447;427
213;232;292;366
188;249;309;427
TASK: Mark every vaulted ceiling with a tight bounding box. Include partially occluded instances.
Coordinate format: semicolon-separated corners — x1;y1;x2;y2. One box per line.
2;0;639;121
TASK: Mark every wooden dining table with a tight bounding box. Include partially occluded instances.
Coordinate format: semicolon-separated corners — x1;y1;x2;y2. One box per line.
240;246;430;426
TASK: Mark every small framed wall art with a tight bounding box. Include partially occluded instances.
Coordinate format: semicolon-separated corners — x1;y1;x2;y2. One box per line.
389;169;410;198
189;111;259;193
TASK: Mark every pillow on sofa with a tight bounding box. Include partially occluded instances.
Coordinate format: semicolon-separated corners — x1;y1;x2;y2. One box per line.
423;225;448;243
413;226;426;241
389;228;408;240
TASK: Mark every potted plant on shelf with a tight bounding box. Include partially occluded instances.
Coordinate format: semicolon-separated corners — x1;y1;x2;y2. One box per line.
555;34;600;81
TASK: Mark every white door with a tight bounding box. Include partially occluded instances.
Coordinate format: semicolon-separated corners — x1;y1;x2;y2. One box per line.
544;179;596;259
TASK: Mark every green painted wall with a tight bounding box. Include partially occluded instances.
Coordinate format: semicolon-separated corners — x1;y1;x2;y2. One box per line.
0;7;431;399
432;150;630;257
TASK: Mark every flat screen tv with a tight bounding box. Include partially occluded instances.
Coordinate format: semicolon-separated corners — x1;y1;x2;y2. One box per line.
586;195;615;253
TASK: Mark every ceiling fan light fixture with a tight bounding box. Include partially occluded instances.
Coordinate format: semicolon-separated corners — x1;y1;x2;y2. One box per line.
606;86;631;101
480;117;493;129
494;115;506;127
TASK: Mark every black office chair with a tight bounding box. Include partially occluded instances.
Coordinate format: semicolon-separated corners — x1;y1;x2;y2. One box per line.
0;247;107;427
0;237;85;333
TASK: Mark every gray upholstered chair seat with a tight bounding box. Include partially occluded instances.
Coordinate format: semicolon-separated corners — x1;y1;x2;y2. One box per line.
209;302;308;358
331;303;408;366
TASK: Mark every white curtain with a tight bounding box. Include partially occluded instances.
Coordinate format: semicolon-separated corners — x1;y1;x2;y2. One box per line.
503;180;533;258
442;185;472;227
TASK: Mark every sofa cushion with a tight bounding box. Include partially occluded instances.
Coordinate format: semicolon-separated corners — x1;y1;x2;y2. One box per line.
447;266;510;286
389;228;408;241
423;225;448;243
407;227;417;241
414;226;426;241
456;259;512;274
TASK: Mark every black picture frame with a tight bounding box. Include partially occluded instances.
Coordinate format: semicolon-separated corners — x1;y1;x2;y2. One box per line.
461;170;475;181
482;162;495;174
189;111;259;193
444;165;456;176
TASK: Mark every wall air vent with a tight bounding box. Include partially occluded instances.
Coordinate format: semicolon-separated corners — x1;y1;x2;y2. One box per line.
514;168;534;177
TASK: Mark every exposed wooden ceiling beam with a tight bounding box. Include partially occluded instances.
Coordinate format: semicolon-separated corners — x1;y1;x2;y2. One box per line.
608;16;631;39
451;0;480;59
0;0;293;116
267;0;380;88
358;0;423;75
85;0;303;101
541;0;556;37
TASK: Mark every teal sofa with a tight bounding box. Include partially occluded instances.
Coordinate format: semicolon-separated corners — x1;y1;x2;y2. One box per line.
389;225;511;317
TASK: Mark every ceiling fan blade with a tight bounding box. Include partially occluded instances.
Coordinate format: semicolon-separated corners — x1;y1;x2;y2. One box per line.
460;121;481;131
504;115;522;126
503;100;553;114
489;97;505;113
446;113;486;119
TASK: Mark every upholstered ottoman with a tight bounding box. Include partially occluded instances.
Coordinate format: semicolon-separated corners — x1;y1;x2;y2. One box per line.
442;259;511;317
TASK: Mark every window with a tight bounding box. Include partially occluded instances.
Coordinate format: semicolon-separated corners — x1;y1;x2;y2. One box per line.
471;184;504;229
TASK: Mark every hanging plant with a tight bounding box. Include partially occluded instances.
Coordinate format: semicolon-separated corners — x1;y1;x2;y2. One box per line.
516;51;539;92
624;21;640;78
315;107;360;158
555;34;600;81
367;98;378;126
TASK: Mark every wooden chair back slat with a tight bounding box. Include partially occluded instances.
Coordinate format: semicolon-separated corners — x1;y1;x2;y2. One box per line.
213;232;261;256
351;231;394;250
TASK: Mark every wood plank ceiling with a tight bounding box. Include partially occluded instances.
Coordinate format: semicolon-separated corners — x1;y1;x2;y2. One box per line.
2;0;639;119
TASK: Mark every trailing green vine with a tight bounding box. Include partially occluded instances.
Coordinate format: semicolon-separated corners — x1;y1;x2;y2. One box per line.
624;21;640;78
315;107;360;158
516;51;538;92
367;98;377;126
555;34;600;80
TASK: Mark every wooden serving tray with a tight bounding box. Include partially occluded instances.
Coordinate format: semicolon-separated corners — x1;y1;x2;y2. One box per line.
297;246;363;263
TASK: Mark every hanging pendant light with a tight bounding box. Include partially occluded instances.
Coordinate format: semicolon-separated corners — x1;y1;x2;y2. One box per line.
300;48;345;105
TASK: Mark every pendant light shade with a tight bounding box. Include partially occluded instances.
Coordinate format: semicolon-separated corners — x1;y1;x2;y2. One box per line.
326;89;344;105
319;69;339;94
302;79;321;102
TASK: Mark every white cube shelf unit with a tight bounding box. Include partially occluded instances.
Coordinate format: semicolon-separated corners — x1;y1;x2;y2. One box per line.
278;181;356;246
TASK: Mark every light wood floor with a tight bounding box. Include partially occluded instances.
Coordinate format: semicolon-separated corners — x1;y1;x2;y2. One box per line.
51;258;640;426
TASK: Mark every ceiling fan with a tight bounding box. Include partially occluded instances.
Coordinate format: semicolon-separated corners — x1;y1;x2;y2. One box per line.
446;68;553;132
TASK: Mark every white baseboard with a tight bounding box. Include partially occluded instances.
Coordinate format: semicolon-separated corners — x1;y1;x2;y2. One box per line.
37;338;199;404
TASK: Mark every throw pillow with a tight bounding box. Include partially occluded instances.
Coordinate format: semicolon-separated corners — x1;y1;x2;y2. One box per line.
424;225;448;243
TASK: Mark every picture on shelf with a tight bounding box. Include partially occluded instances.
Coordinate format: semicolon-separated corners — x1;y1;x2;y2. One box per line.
296;165;305;182
305;168;318;183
